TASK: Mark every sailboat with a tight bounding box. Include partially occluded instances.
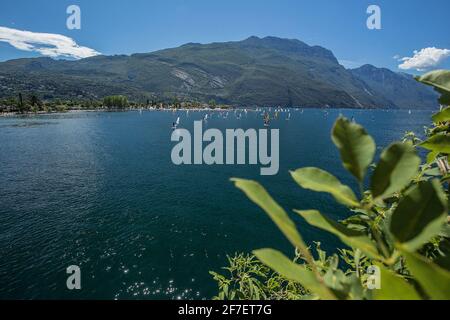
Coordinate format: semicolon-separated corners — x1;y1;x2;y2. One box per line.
264;113;270;127
286;112;291;121
203;114;208;122
172;117;180;130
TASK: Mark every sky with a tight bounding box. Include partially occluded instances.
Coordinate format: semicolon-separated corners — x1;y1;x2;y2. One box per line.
0;0;449;73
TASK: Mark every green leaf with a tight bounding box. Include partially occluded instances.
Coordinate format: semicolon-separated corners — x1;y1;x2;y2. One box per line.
372;262;421;300
253;249;336;300
295;210;382;260
416;70;450;92
436;89;450;106
402;251;450;300
432;106;450;123
416;70;450;106
426;151;439;164
371;143;421;199
332;117;376;182
290;168;359;207
420;134;450;154
390;180;448;251
231;178;308;253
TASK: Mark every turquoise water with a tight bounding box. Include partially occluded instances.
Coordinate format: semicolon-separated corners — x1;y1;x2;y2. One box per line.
0;109;433;299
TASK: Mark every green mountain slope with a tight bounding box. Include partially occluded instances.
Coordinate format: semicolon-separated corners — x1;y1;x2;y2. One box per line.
350;64;438;109
0;36;438;108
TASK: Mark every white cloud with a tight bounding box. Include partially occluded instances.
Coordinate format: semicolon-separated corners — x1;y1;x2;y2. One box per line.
398;47;450;71
0;26;100;59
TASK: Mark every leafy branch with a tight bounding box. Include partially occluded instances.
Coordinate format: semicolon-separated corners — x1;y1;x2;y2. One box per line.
212;70;450;300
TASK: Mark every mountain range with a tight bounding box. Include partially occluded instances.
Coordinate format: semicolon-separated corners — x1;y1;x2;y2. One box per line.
0;36;439;109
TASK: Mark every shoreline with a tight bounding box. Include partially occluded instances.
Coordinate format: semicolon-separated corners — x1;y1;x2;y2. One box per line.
0;107;435;118
0;108;232;117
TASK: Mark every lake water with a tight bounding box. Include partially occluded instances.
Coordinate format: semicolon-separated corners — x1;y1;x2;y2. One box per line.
0;109;433;299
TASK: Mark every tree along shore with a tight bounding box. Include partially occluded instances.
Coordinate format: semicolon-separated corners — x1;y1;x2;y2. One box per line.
0;95;232;115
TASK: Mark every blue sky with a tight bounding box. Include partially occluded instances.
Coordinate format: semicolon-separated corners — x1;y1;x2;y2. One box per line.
1;0;449;73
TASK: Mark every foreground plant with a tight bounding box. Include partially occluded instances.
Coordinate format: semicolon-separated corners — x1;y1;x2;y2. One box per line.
212;70;450;300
